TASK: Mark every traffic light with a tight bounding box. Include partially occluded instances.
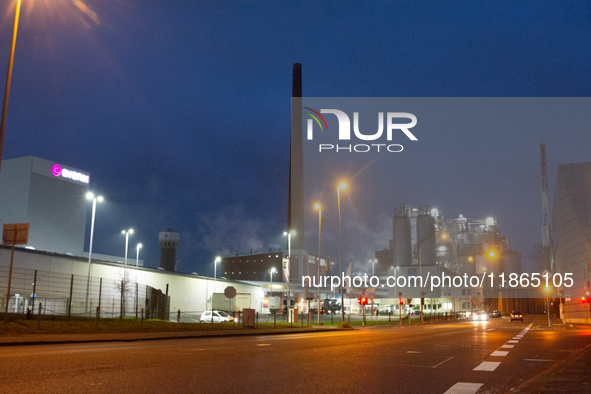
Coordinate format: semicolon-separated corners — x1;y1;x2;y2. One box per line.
358;297;368;306
399;298;404;306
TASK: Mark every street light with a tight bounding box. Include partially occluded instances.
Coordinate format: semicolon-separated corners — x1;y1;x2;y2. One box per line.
0;0;22;172
213;256;221;290
545;285;552;328
314;203;322;325
337;181;348;321
371;259;377;276
135;243;142;282
121;228;133;318
283;231;292;319
85;192;103;315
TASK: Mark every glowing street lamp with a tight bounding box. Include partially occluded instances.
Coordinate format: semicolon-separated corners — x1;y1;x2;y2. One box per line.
85;192;103;315
337;181;348;321
314;203;322;325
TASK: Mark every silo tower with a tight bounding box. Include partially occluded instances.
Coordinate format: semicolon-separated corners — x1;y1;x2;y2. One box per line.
158;230;180;271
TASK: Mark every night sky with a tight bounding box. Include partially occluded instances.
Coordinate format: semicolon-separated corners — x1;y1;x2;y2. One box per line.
1;1;590;276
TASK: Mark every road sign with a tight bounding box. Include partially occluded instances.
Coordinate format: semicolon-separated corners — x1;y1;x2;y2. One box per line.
2;223;29;245
224;286;237;299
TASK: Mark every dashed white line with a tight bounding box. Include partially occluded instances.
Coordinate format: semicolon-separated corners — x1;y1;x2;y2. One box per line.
508;340;519;343
473;361;501;371
490;350;509;357
500;345;514;349
443;382;483;394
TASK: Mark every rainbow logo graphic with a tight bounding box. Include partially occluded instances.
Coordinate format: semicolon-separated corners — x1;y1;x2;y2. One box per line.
303;107;328;131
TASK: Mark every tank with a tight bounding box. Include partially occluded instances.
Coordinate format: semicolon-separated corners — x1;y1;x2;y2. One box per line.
416;206;436;266
393;204;412;266
158;231;180;271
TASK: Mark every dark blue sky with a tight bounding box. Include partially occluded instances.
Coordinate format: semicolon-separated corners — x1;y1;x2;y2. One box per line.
1;1;590;275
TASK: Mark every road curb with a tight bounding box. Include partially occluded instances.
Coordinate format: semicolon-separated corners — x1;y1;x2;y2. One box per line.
0;327;346;347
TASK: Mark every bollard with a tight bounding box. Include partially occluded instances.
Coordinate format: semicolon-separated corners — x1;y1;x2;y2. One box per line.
37;303;42;330
274;312;276;328
256;312;258;329
301;313;303;328
141;308;144;329
95;307;99;330
389;311;391;322
177;309;180;329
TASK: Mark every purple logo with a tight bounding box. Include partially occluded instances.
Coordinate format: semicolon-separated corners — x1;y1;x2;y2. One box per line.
51;164;62;177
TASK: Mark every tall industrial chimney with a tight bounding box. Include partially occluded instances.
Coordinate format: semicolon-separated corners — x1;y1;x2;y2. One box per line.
158;230;180;271
288;63;305;250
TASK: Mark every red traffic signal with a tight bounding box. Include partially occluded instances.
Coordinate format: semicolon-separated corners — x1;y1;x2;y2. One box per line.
399;298;404;305
358;297;368;306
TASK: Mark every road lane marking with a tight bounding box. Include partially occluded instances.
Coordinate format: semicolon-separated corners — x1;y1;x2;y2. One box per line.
500;345;514;348
473;361;501;371
508;340;519;343
490;351;509;357
406;351;421;353
443;382;483;394
433;356;454;368
257;344;271;346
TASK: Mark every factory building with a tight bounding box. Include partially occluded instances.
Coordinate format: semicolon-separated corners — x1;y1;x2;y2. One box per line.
375;204;522;279
220;250;334;282
552;162;591;323
0;156;89;256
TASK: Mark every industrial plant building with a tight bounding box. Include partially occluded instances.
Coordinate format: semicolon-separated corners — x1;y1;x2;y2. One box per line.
0;156;90;256
552;162;591;323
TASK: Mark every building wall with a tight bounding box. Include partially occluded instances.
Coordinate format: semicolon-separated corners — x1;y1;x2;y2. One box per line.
221;252;284;281
0;156;89;256
0;246;264;314
552;162;591;323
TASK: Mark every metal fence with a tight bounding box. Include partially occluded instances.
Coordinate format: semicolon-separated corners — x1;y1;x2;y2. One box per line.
0;265;169;320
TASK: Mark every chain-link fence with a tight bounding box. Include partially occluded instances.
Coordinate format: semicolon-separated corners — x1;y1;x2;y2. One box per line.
0;265;169;320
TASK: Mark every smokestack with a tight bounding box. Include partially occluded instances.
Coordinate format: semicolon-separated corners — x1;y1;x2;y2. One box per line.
292;63;302;97
288;63;305;250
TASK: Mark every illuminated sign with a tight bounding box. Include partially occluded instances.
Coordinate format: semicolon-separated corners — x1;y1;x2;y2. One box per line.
51;164;89;184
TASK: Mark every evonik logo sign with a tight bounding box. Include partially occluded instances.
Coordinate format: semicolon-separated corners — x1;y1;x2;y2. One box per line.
303;108;418;153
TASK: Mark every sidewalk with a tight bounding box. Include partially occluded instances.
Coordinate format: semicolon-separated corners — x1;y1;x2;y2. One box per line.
0;326;343;347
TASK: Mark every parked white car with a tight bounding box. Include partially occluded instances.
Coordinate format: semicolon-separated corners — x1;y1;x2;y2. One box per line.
200;310;234;323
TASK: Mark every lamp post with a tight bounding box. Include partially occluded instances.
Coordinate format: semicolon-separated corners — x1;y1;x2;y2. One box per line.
283;231;292;320
121;229;133;318
135;243;142;282
0;0;22;172
213;256;221;292
84;193;103;315
314;203;322;325
545;286;552;328
337;181;347;321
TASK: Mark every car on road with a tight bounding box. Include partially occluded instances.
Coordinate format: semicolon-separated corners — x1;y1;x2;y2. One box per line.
490;310;502;318
200;310;235;323
472;310;488;321
510;311;523;322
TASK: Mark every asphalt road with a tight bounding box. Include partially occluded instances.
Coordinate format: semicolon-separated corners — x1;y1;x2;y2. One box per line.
1;315;589;393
